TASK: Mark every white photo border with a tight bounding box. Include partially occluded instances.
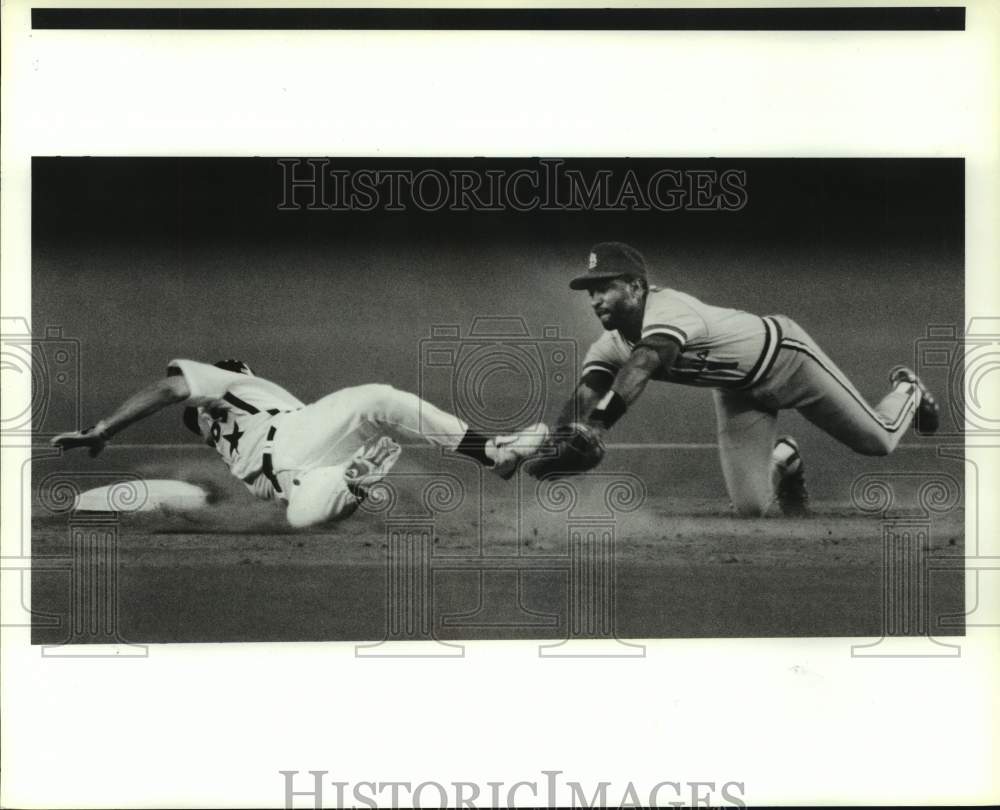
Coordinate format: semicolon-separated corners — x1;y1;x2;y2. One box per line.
2;1;998;807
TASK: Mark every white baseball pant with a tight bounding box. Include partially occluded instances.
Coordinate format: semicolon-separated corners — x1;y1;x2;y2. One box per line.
267;384;469;528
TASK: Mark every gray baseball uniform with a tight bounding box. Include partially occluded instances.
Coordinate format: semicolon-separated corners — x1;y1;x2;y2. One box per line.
581;287;918;514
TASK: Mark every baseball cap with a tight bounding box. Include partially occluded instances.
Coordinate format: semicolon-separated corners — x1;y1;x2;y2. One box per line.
569;241;648;290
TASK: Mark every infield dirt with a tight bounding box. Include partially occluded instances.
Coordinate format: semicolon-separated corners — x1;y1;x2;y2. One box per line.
31;444;964;644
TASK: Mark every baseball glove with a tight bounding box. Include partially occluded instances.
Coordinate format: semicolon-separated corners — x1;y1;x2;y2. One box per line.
527;422;606;479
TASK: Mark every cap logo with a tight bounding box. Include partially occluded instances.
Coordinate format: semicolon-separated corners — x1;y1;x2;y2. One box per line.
588;252;598;270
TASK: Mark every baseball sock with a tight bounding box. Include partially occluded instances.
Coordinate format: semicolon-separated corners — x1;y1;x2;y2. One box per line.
455;429;492;466
772;439;802;474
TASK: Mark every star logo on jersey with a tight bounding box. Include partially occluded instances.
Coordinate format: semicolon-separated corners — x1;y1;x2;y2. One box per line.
223;421;244;455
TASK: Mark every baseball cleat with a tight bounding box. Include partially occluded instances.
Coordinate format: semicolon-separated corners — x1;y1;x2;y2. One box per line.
774;436;809;517
889;365;940;434
488;423;550;480
345;436;402;500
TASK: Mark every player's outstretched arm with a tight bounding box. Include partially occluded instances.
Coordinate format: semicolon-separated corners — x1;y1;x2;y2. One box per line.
591;336;679;430
555;372;611;428
527;337;679;479
51;375;191;457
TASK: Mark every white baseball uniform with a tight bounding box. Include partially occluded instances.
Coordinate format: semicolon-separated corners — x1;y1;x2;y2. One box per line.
580;287;919;515
168;360;472;527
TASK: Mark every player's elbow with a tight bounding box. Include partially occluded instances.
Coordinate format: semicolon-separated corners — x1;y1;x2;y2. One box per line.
159;375;191;403
631;343;668;373
635;336;679;370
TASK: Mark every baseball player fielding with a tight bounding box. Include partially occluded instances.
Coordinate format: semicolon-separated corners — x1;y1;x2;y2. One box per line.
525;241;940;516
51;359;548;528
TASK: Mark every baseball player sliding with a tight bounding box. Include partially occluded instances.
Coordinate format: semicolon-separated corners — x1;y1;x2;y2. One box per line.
526;242;940;516
51;359;546;527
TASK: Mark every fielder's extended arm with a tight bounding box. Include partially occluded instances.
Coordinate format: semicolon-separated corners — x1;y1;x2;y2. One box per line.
532;336;680;478
556;372;611;428
50;375;191;457
586;335;679;431
555;335;679;433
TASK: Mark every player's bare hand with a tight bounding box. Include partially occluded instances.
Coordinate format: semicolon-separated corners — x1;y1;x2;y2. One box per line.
51;426;108;458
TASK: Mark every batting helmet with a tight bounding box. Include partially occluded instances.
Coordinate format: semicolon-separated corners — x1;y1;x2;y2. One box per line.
213;359;254;376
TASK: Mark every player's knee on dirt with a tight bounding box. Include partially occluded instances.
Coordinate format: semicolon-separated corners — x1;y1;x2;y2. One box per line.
285;464;361;528
730;492;772;518
733;502;770;518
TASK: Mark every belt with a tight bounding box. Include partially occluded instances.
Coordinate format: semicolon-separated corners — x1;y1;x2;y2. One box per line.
249;408;302;496
261;424;282;494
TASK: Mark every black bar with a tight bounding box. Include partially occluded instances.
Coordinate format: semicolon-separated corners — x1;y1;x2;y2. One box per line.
32;7;966;31
223;392;260;414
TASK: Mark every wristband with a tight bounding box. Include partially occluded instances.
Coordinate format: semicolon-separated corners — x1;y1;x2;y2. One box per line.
589;390;627;429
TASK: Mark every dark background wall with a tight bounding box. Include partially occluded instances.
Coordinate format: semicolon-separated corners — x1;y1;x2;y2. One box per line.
32;157;963;455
